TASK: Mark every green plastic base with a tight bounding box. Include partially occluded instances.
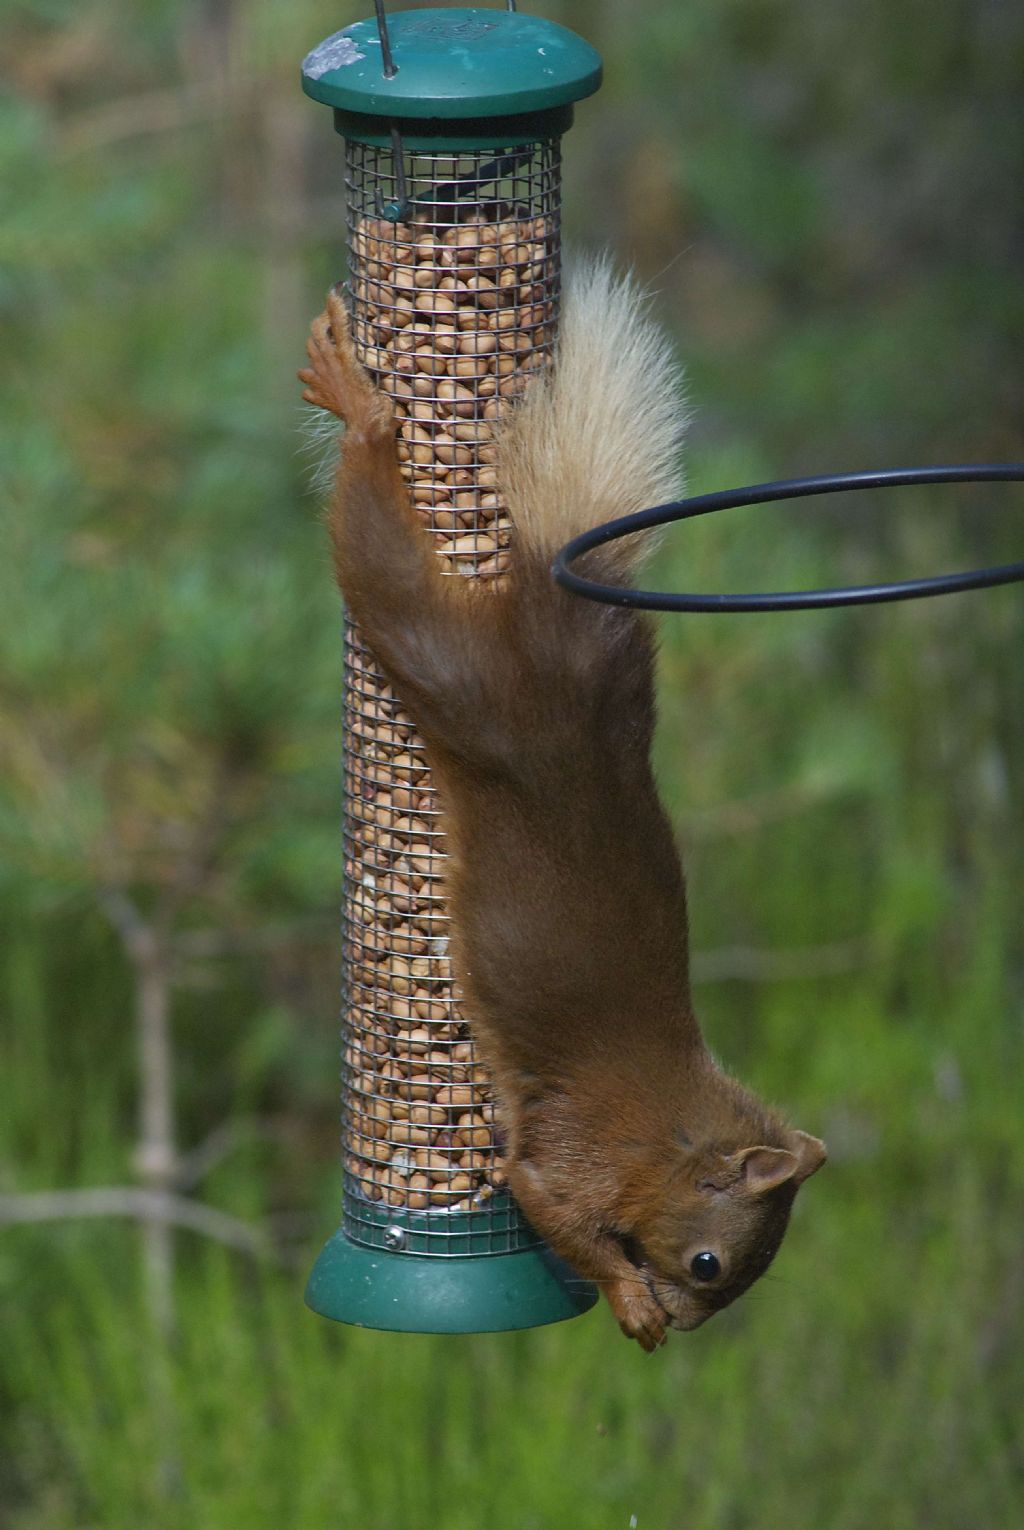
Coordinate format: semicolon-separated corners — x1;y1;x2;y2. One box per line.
305;1230;598;1334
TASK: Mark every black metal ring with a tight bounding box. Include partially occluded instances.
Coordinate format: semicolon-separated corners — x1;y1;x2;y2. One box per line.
552;465;1024;613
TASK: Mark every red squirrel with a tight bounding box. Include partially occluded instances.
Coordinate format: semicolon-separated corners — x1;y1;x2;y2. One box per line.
299;262;826;1350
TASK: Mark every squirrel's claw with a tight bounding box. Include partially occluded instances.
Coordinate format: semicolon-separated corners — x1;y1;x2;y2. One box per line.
298;292;390;434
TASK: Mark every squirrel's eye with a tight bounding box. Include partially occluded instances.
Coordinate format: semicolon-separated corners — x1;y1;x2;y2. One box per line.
690;1251;720;1282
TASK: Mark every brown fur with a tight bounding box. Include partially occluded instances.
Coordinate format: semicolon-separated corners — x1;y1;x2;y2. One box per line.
300;291;826;1350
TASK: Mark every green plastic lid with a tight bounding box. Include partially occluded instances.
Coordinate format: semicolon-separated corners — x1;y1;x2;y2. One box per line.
301;7;602;120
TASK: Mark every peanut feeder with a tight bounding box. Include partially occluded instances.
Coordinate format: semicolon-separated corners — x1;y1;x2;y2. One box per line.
301;4;602;1333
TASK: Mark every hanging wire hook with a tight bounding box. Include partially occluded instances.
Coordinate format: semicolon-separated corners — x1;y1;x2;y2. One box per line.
370;0;410;220
372;0;521;223
377;124;411;222
373;0;397;78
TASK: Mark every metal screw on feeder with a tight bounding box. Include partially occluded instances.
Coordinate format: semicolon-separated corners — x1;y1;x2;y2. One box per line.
301;6;602;1334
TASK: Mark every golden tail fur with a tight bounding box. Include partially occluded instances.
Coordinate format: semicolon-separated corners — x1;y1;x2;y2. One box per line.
497;254;687;583
303;255;687;583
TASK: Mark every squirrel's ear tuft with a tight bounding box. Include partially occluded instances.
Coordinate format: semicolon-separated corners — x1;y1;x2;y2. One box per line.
787;1130;827;1184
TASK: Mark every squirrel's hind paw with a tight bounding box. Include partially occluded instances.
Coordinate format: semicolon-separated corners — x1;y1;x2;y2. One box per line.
298;289;392;437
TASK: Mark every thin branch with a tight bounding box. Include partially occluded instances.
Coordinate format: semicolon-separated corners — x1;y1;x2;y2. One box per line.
681;782;837;842
99;887;156;966
690;939;872;984
0;1188;269;1257
98;888;178;1339
173;1118;282;1192
172;918;332;959
56;79;255;159
154;758;235;939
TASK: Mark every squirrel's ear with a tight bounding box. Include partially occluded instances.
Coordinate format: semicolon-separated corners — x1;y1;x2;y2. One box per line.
787;1130;827;1184
728;1134;827;1195
732;1146;800;1196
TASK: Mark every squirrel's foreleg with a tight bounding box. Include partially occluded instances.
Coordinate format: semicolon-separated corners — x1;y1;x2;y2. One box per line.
299;291;450;683
508;1165;669;1351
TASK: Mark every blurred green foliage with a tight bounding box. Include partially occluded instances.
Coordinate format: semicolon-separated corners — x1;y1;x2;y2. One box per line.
1;2;1022;1527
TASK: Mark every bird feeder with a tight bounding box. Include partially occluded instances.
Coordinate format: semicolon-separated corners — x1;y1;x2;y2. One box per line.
301;5;602;1333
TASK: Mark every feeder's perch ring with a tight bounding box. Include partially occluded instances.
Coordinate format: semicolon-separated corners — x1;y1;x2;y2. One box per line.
554;465;1024;613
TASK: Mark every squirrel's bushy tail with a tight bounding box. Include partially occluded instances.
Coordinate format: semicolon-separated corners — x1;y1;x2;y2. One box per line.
497;255;687;585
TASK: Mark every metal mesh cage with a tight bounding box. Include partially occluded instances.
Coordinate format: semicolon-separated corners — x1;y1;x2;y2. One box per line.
340;139;561;1256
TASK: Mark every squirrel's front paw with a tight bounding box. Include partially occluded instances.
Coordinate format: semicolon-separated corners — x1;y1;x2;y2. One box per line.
606;1277;669;1352
298;289;391;434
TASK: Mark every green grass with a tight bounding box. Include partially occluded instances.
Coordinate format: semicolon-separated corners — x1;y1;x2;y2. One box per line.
2;1179;1021;1530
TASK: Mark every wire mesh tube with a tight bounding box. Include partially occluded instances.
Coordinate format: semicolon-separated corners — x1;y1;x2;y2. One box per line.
340;140;561;1256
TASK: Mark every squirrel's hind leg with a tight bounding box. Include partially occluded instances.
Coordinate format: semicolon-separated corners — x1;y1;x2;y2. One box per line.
299;291;455;691
299;289;392;440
